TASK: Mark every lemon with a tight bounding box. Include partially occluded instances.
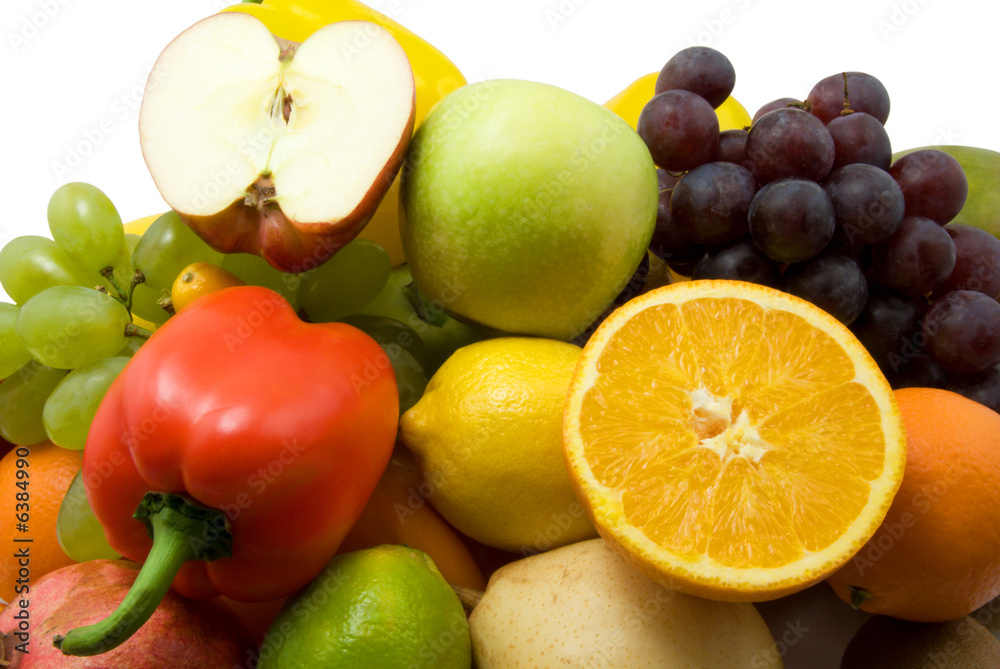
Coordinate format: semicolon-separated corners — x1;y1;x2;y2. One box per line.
399;337;597;554
122;213;163;236
257;545;471;669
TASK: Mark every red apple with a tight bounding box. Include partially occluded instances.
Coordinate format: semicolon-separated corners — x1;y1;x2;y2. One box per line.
139;13;415;273
0;559;252;667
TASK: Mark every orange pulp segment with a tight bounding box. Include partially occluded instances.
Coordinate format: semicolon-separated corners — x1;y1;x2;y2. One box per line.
563;280;906;601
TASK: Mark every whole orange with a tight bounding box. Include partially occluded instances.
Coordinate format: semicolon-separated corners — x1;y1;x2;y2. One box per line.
827;387;1000;622
0;441;81;604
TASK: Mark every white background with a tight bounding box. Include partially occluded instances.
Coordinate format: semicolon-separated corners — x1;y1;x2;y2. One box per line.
1;0;998;286
1;1;995;662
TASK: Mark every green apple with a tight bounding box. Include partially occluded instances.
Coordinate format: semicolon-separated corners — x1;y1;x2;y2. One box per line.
400;79;658;341
361;265;489;373
892;145;1000;238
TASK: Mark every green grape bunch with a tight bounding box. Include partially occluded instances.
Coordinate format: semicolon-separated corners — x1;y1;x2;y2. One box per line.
0;181;409;455
0;183;149;449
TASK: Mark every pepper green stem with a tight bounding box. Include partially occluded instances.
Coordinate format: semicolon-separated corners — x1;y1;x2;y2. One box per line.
242;0;263;3
53;492;232;656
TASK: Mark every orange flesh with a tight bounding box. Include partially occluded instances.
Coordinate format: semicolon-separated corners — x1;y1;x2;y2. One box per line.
577;297;887;570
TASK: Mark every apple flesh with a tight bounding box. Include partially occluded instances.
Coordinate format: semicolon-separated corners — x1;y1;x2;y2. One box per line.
139;13;415;273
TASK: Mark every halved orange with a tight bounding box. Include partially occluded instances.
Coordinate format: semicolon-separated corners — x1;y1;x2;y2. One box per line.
563;280;906;602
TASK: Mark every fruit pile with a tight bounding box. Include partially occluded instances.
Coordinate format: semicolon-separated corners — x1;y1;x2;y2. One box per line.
3;3;1000;668
638;47;1000;408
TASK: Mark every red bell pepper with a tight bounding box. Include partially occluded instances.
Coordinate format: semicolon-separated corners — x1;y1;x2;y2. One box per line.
56;285;398;655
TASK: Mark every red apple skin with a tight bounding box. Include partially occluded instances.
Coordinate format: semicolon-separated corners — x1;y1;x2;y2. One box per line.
0;559;253;668
180;106;415;275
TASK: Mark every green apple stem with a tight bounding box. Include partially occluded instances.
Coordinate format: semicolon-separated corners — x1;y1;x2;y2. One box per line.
405;282;449;327
52;492;232;656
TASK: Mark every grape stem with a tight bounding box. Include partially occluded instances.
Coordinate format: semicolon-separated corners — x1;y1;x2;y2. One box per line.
157;297;176;317
125;323;153;340
52;492;232;656
839;72;854;117
99;267;130;305
124;272;146;314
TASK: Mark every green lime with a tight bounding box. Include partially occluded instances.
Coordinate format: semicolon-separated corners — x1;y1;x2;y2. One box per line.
257;544;472;669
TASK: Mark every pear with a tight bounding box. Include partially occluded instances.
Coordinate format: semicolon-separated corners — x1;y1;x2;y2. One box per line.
469;538;782;668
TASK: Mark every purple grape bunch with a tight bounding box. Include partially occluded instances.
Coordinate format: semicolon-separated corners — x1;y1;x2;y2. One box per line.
636;47;1000;412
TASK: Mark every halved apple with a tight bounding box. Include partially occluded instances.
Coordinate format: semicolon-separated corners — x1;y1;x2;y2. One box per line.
139;13;415;273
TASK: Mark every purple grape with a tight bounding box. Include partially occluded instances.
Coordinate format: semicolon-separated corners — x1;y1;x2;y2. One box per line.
932;223;1000;299
748;178;836;264
744;107;835;184
638;90;720;172
922;290;1000;374
826;112;892;171
823;163;904;246
655;46;736;109
889;149;969;224
807;72;890;125
947;364;1000;413
670;162;756;245
850;286;940;387
752;97;801;125
710;129;748;164
829;224;873;270
649;169;706;273
783;249;868;325
691;238;780;287
890;353;948;389
870;216;956;297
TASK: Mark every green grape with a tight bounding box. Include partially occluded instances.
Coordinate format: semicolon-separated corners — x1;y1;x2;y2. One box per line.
0;235;98;304
339;314;429;415
16;286;132;369
220;252;299;307
57;471;121;562
47;182;125;275
131;211;224;290
297;239;391;322
0;360;67;445
0;303;33;379
43;356;129;450
389;348;429;415
130;283;172;325
339;314;432;371
124;232;170;325
362;265;489;373
116;336;145;358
